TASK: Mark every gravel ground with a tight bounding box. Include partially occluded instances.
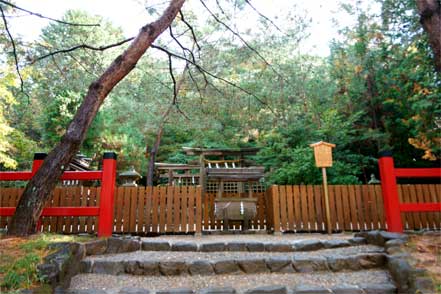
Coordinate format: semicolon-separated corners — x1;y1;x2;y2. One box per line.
70;270;393;293
85;245;383;262
142;233;353;244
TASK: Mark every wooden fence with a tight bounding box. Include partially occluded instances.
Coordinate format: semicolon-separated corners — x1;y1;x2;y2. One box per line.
1;184;439;234
267;184;440;233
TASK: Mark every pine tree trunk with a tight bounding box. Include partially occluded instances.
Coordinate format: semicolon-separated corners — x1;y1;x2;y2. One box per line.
7;0;185;236
146;64;189;186
416;0;441;72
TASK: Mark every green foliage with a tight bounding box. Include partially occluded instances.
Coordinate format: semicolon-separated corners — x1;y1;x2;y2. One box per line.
1;253;41;290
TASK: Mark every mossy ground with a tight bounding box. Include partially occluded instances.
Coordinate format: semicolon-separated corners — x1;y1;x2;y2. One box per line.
0;233;94;293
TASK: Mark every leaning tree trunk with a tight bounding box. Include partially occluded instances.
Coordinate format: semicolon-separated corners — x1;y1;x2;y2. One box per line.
146;64;189;186
7;0;186;236
416;0;441;72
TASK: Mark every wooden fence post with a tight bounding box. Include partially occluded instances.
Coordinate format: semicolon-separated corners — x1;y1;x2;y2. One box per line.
270;185;281;235
195;186;202;235
98;152;117;237
378;151;403;233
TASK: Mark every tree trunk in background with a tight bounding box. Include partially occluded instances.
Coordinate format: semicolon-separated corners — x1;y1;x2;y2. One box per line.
146;64;189;186
416;0;441;72
7;0;185;236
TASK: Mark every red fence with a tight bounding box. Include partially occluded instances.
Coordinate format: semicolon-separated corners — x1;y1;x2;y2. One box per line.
0;152;117;237
378;151;441;233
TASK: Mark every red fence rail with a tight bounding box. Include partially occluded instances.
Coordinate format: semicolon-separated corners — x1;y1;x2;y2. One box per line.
0;152;116;237
378;151;441;233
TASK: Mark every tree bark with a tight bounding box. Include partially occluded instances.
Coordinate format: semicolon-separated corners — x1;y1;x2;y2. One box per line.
7;0;186;236
146;64;189;186
416;0;441;72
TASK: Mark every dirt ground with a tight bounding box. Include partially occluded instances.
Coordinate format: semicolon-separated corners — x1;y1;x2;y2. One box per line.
407;233;441;290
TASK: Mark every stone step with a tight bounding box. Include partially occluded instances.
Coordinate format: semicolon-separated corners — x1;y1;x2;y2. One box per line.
80;246;385;276
84;236;367;256
68;270;396;293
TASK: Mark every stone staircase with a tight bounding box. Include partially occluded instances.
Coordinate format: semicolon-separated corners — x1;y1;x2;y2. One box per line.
64;235;399;294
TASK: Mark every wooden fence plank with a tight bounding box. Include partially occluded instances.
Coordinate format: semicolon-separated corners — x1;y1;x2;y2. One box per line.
258;192;266;230
166;186;174;233
374;185;385;230
347;185;358;231
173;187;181;233
328;185;337;231
79;187;88;233
367;185;379;230
188;186;195;232
313;185;324;231
334;185;345;231
181;186;189;233
286;186;294;231
428;185;440;229
159;186;167;233
279;185;287;231
299;185;309;231
195;187;202;234
137;187;146;233
129;187;137;233
271;185;281;233
151;186;159;233
409;185;422;229
306;185;315;232
145;186;153;233
121;187;130;233
292;185;301;231
71;186;81;233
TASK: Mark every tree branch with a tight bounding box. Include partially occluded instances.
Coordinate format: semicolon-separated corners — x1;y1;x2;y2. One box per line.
0;0;100;26
151;44;273;112
244;0;283;33
199;0;284;80
31;37;135;64
0;4;27;97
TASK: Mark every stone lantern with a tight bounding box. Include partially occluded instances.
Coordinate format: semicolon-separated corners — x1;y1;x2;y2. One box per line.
119;166;141;187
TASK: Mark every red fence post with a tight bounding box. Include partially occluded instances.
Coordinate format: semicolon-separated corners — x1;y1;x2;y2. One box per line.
31;153;47;175
98;152;117;237
378;151;403;233
32;153;47;231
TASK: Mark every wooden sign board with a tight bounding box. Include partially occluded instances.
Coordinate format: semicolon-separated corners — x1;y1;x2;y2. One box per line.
310;141;336;167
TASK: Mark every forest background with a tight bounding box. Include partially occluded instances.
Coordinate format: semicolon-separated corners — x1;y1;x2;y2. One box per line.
1;0;440;186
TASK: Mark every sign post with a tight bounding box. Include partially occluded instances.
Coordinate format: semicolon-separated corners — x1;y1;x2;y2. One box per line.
310;141;335;234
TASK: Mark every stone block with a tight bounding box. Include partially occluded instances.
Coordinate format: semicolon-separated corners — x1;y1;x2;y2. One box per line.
140;261;160;276
266;258;294;273
358;253;386;269
79;260;93;273
156;289;194;294
171;242;198;251
85;239;107;256
213;260;241;274
322;239;350;249
246;242;265;252
125;261;144;275
292;239;324;251
245;285;288;294
330;285;362;294
237;259;268;273
92;260;124;275
293;285;330;294
141;241;171;251
327;256;361;271
106;237;140;254
292;256;328;272
264;243;293;252
188;261;214;275
200;287;236;294
227;242;248;251
159;261;188;275
348;237;366;245
118;288;150;294
359;283;396;294
200;242;226;252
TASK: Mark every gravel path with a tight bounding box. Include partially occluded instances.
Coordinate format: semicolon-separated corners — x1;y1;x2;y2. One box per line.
70;270;393;293
85;245;383;262
142;233;352;244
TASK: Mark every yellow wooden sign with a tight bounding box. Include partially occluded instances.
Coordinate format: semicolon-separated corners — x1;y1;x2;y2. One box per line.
309;141;336;167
